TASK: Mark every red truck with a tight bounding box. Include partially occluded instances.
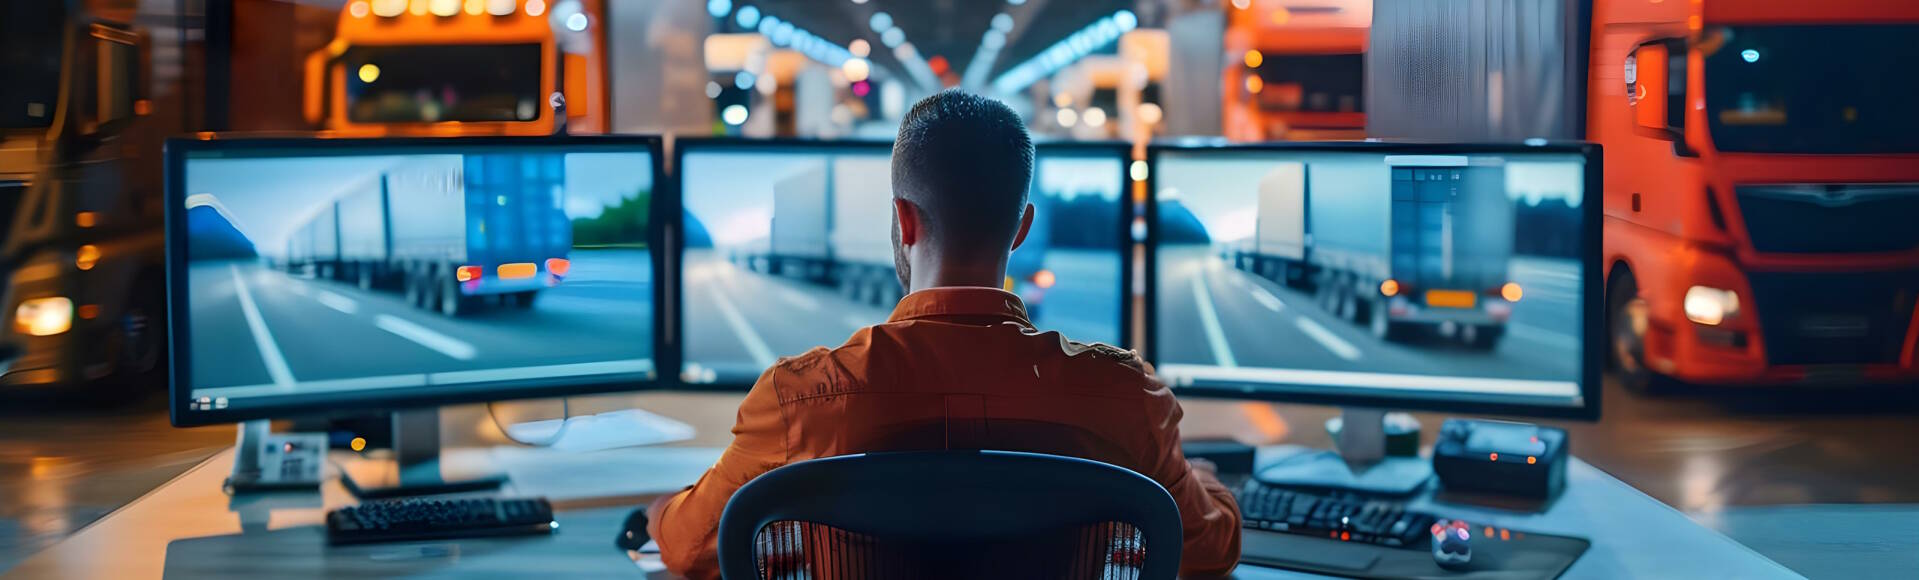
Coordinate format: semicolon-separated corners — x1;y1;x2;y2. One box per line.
1593;0;1919;390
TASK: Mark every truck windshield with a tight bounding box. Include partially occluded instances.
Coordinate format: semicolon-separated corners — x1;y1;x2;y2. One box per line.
343;44;544;124
1705;24;1919;154
0;2;65;129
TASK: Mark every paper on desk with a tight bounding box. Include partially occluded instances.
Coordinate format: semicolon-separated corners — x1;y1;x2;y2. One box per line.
492;446;724;501
503;408;696;452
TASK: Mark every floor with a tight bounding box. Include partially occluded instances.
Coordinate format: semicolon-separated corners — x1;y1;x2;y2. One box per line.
2;377;1916;578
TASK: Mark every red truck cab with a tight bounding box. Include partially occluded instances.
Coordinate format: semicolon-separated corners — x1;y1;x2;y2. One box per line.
1592;0;1919;389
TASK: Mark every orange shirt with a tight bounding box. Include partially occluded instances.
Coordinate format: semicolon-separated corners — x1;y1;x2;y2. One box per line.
648;287;1242;579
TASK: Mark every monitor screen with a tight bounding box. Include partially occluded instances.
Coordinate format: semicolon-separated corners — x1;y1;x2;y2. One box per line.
678;142;1129;386
171;138;660;422
1151;146;1593;413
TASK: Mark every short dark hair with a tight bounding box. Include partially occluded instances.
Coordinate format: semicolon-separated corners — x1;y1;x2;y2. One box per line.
892;89;1034;258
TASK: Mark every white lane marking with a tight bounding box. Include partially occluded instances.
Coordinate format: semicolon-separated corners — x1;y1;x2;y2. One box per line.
774;287;820;312
229;264;296;389
1294;317;1363;361
1159;364;1581;399
709;286;777;368
283;280;309;297
315;290;359;315
1248;284;1285;313
195;359;654;398
1510;323;1579;351
374;315;478;361
1192;271;1238;368
844;314;873;330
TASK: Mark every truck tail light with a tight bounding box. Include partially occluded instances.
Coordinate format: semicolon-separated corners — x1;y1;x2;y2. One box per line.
1032;269;1056;289
456;266;483;283
1380;279;1400;297
15;297;74;337
545;258;570;277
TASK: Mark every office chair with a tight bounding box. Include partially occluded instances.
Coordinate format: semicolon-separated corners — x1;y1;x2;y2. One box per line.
716;450;1183;580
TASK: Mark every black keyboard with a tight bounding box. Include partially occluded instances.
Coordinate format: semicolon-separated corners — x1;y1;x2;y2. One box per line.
1234;481;1437;548
326;497;557;545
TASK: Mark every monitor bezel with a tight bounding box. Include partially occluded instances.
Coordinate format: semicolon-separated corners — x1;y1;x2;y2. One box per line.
1142;140;1604;421
165;135;670;427
670;137;1137;390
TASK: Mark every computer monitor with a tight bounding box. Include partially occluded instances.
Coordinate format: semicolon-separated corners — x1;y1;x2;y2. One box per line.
1146;142;1602;421
675;139;1133;387
165;136;667;427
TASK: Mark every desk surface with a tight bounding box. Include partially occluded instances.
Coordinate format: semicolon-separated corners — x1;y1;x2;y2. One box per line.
2;442;1799;580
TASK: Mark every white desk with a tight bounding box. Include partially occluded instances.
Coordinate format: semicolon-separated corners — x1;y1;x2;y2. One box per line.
1;443;1799;579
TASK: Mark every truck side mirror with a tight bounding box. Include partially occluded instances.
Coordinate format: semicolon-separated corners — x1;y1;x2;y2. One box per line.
1627;40;1686;141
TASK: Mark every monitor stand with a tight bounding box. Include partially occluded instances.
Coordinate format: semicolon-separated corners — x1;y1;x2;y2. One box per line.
1254;407;1434;496
339;409;508;499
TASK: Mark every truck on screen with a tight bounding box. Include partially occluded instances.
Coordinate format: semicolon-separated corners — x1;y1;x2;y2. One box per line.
745;156;1054;311
1232;160;1519;347
282;154;572;316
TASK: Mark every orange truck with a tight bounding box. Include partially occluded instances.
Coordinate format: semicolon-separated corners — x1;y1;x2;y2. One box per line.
1372;0;1919;390
301;0;605;136
1591;0;1919;390
1221;0;1369;141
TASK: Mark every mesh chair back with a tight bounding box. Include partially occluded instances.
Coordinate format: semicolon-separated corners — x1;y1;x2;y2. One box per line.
716;450;1182;580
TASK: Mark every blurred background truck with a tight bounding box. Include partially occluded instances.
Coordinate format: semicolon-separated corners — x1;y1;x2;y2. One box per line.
1232;159;1518;347
2;0;192;396
281;154;573;317
1368;0;1919;390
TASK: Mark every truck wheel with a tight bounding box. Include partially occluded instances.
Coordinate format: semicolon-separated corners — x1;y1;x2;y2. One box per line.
1608;272;1665;394
1370;299;1408;342
441;272;475;316
358;267;374;290
1464;325;1505;350
1336;285;1358;321
405;269;426;308
510;291;538;309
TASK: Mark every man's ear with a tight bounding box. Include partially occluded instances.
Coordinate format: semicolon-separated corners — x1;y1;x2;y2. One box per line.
894;197;922;246
1009;202;1035;251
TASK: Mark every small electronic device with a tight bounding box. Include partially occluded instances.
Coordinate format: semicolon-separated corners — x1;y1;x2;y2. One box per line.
1433;419;1569;498
226;421;325;493
1181;438;1257;476
1430;519;1474;569
326;497;557;545
616;508;652;551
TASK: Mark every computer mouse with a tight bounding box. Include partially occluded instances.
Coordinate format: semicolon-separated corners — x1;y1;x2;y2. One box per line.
616;508;651;551
1430;519;1472;570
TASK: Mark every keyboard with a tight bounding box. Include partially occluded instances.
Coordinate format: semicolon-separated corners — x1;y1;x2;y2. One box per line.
1234;480;1438;548
326;497;557;545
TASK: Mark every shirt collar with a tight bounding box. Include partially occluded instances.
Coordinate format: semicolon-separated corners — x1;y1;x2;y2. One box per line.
887;286;1032;326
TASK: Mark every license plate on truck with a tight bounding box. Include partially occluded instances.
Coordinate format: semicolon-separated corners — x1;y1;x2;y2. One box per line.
1426;290;1477;309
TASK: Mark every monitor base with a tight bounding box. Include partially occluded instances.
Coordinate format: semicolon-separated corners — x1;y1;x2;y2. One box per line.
1253;449;1433;496
1253;408;1434;496
339;409;509;499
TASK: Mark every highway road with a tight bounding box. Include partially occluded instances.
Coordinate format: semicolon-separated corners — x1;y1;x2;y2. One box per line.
1155;245;1584;402
185;249;655;403
682;248;1123;385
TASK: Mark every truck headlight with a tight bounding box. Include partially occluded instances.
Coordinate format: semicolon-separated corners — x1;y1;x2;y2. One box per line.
1684;286;1740;326
14;297;74;336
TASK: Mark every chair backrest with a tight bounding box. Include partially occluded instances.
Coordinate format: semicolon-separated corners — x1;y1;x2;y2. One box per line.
717;450;1183;580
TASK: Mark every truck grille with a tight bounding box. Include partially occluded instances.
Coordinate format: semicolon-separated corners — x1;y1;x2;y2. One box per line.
1746;270;1919;366
1736;183;1919;254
